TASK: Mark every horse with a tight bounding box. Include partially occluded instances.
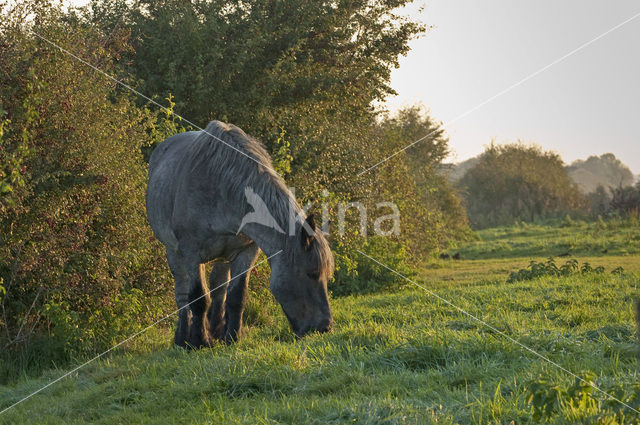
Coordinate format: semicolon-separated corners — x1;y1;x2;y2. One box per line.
146;120;334;347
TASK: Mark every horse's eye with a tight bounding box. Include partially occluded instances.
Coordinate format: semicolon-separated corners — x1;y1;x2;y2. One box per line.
306;271;320;280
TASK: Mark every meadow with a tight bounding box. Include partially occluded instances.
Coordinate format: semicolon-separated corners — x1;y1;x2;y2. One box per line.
0;219;639;424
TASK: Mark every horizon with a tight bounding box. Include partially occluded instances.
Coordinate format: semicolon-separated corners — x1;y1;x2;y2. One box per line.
445;147;639;178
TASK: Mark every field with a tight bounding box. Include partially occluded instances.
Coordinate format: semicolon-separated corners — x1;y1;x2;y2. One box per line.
1;219;639;424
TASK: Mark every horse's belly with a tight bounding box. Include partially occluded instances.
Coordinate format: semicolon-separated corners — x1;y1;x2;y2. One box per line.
195;233;254;263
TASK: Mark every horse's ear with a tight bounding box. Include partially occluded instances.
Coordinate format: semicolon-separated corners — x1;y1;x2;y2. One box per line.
301;214;316;250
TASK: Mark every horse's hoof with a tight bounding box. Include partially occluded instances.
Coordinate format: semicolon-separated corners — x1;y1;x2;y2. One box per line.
174;338;188;349
209;322;227;341
223;328;243;344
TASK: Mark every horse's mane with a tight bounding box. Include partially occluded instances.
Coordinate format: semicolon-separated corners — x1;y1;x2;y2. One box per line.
187;120;334;278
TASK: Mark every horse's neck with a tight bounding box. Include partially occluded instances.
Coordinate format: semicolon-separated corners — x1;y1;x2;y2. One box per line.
240;223;289;257
235;185;301;257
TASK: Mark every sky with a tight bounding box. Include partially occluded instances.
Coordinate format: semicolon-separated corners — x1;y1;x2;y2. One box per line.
386;0;640;173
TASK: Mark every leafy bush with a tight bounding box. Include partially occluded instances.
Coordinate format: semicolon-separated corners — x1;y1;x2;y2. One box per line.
507;258;618;283
458;143;584;229
86;0;470;257
527;374;639;423
0;0;470;376
330;236;416;297
0;4;174;368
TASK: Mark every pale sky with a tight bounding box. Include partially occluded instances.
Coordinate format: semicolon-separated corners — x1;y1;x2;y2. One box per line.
387;1;640;174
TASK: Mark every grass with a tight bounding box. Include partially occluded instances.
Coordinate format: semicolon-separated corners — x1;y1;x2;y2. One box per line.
449;216;640;260
1;220;639;424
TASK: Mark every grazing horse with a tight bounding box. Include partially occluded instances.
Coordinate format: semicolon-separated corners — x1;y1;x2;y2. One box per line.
146;121;334;347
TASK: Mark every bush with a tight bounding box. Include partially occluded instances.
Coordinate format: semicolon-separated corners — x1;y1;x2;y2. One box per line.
0;0;469;373
506;258;617;283
459;143;584;228
330;236;416;297
526;374;639;423
0;4;174;370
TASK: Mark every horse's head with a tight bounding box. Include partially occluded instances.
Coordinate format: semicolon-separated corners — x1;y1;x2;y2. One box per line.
269;214;334;337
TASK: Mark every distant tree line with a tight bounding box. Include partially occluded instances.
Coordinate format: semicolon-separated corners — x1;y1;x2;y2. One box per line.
587;183;640;218
567;153;635;194
456;144;638;228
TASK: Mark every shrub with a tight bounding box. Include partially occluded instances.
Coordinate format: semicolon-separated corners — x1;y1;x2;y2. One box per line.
526;374;639;423
507;258;617;283
459;143;584;228
330;236;416;297
0;4;174;370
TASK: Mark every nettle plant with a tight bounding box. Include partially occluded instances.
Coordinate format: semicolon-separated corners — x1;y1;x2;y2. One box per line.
527;374;640;422
506;258;622;283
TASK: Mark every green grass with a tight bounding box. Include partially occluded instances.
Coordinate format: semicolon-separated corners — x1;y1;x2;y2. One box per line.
1;221;639;424
449;217;640;260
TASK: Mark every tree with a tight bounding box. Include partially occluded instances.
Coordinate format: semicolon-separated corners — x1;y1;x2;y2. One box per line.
0;0;472;366
84;0;470;265
82;0;425;200
610;182;640;215
458;143;583;228
567;153;635;194
372;106;470;250
585;185;611;217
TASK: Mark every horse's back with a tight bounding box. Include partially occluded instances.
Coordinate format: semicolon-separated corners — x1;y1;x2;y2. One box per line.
146;131;200;250
148;130;200;177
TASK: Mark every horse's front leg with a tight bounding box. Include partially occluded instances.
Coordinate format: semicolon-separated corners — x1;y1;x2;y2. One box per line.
224;244;260;343
186;263;212;348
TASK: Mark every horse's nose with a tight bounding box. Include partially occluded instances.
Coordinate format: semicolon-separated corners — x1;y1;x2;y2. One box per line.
316;318;333;333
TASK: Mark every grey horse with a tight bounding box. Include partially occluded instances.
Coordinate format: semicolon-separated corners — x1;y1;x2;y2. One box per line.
146;120;334;347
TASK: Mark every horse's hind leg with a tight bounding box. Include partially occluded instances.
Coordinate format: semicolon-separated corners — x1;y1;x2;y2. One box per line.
224;244;260;343
207;262;230;340
167;250;211;348
166;249;191;348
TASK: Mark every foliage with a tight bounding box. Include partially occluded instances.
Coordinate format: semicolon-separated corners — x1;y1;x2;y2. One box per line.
586;185;612;217
83;0;469;255
82;0;422;198
0;0;476;379
609;182;640;216
0;3;174;363
330;236;416;296
567;153;635;194
506;257;618;283
527;374;639;423
271;127;293;177
584;181;640;219
458;142;584;228
142;93;188;162
371;106;472;253
0;111;29;210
